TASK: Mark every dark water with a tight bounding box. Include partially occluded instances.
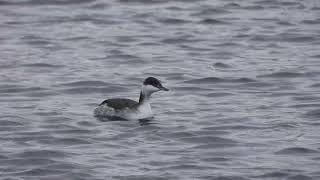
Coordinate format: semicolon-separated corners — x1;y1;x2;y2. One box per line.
1;0;320;179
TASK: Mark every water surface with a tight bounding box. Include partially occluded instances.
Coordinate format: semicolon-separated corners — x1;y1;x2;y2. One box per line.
0;0;320;179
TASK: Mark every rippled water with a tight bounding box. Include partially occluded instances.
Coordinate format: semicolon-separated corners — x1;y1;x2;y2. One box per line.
1;0;320;179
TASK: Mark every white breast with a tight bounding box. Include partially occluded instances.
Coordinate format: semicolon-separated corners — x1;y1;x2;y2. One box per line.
94;102;153;120
136;102;153;119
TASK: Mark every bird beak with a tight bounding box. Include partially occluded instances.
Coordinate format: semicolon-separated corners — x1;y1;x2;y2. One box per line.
159;86;169;91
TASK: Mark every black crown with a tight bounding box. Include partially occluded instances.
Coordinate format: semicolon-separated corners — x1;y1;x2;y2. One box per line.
143;77;161;87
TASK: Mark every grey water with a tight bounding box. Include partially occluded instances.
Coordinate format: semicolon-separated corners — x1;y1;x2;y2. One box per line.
0;0;320;179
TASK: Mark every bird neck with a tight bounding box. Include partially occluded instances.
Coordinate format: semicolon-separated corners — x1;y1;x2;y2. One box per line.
139;90;151;104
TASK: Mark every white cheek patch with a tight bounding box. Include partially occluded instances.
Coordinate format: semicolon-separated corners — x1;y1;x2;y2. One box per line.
143;85;159;94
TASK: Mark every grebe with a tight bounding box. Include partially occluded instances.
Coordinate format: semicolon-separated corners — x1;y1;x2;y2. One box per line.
94;77;169;120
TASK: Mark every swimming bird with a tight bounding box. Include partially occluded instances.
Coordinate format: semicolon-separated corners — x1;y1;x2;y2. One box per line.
94;77;169;120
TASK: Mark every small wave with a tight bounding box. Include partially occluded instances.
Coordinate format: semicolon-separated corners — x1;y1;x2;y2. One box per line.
207;92;233;97
224;2;241;8
45;15;119;25
245;82;274;87
45;163;83;171
263;92;301;98
303;109;320;118
52;129;95;135
118;0;168;4
234;78;256;83
213;42;241;47
258;72;305;78
158;18;191;24
61;86;127;94
0;64;15;69
115;36;138;43
107;54;143;62
202;157;230;162
180;135;237;145
138;42;161;46
290;103;320;109
192;7;230;16
256;171;289;178
71;15;119;25
213;62;232;68
21;63;63;68
211;51;235;59
204;125;266;130
204;176;249;180
280;1;304;7
286;175;313;180
0;87;47;94
39;137;92;146
277;21;295;26
253;0;300;6
301;19;320;25
113;175;169;180
282;36;316;43
270;122;298;129
275;147;318;155
250;33;317;43
310;83;320;88
0;115;28;121
24;40;54;47
9;168;66;177
311;7;320;10
293;96;320;101
58;80;110;87
311;54;320;58
0;0;95;6
184;77;224;84
172;86;212;92
0;155;8;159
52;172;98;179
250;34;275;42
87;2;109;10
0;158;56;167
63;36;91;41
199;18;229;25
0;120;24;126
24;91;58;97
162;164;212;171
165;6;186;11
161;36;201;44
193;143;237;149
184;77;256;84
33;111;61;116
243;5;264;10
15;150;69;159
252;17;278;22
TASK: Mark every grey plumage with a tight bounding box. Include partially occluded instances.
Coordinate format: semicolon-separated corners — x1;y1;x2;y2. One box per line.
99;98;138;110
